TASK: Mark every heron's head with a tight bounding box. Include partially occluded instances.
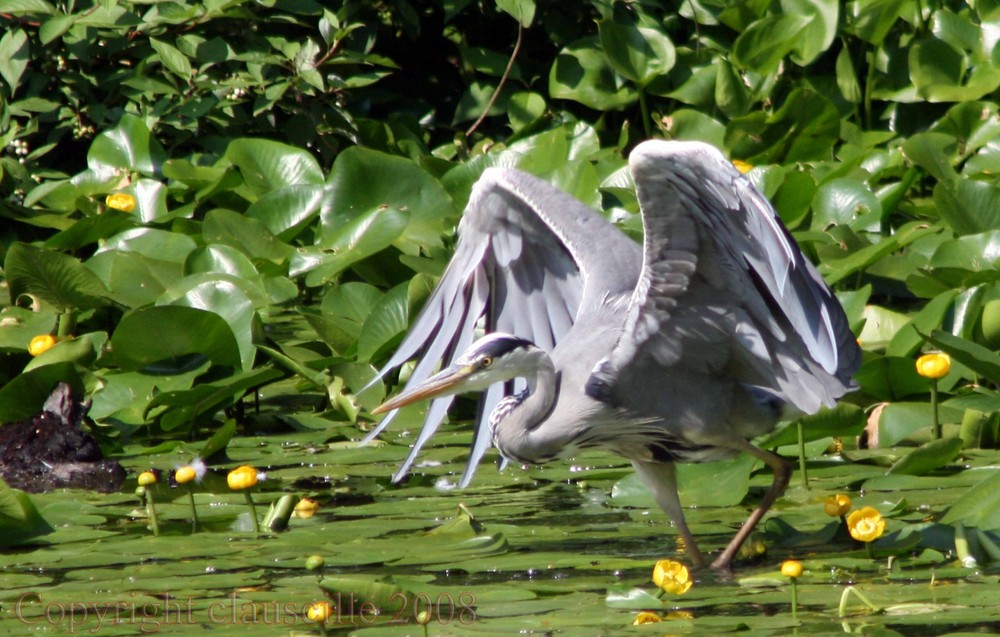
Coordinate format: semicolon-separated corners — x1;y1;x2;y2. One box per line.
371;333;542;414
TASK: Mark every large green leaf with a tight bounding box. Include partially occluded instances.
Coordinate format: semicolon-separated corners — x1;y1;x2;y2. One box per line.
202;209;295;263
309;283;385;354
160;277;258;371
933;179;1000;236
323;147;453;255
97;228;197;264
855;356;931;401
357;283;409;363
611;454;757;508
811;178;881;230
244;184;324;239
731;14;812;73
877;401;965;447
225;138;324;198
0;28;29;94
495;0;534;27
940;469;1000;529
924;329;1000;384
87;114;166;175
5;243;111;311
0;480;53;547
782;0;838;66
886;436;963;475
848;0;908;45
110;306;242;372
0;363;81;423
548;37;637;111
597;20;675;87
758;403;867;448
296;207;409;286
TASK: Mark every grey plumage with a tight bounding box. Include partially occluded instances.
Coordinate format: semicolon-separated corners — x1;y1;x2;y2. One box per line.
367;140;859;569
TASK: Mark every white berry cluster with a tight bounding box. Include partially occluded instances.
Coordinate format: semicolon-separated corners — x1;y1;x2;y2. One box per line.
8;139;29;163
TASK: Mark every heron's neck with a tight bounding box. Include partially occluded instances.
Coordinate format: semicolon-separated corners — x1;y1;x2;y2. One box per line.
492;349;559;462
519;351;557;427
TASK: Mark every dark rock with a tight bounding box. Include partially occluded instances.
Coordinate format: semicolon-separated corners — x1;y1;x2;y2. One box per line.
0;383;125;493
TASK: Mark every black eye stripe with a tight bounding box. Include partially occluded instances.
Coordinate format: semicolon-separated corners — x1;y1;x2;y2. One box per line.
477;335;533;359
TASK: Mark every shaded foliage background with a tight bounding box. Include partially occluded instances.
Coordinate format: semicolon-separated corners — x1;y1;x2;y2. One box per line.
2;0;1000;569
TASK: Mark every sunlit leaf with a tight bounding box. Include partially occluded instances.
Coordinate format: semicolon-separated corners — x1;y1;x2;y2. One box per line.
548;37;637;111
110;306;241;372
886;437;963;475
598;20;675;87
5;243;111;311
87;114;166;175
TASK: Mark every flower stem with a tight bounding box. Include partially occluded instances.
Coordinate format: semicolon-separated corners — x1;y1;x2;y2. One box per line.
931;379;941;439
838;586;883;617
865;541;874;560
244;490;260;533
789;577;799;621
145;489;160;536
187;486;200;532
796;420;809;489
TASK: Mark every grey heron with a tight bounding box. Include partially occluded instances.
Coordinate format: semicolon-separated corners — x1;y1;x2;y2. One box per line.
366;140;860;569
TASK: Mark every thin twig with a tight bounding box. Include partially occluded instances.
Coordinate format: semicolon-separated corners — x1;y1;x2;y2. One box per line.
466;23;524;138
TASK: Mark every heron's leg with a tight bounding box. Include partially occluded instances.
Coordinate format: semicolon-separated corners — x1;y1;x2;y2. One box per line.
710;441;791;570
631;459;705;568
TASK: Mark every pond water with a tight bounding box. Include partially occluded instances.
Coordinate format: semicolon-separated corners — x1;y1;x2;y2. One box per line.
2;420;999;636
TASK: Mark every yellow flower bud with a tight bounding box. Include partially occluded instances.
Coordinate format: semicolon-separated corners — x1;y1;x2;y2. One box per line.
137;471;158;486
781;560;803;578
824;493;852;517
28;334;57;356
847;506;886;543
227;465;259;490
175;459;206;485
915;353;951;379
732;159;753;174
293;497;319;519
105;192;136;212
304;555;325;571
306;601;333;623
633;611;663;625
651;559;693;595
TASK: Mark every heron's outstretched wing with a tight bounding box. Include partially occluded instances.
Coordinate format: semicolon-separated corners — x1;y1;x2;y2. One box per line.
594;140;858;416
366;167;642;485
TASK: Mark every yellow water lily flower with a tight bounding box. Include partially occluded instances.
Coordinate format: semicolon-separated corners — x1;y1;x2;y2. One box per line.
227;465;263;490
732;159;753;174
28;334;57;356
824;493;852;517
847;506;886;542
306;601;333;622
137;470;158;486
781;560;803;578
915;353;951;379
632;611;663;625
652;559;693;595
105;192;136;212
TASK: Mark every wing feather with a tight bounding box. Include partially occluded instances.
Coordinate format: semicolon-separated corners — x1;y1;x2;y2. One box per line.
604;141;858;415
368;166;641;483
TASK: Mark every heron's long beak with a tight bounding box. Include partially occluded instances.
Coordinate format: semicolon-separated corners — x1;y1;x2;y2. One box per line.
371;364;474;415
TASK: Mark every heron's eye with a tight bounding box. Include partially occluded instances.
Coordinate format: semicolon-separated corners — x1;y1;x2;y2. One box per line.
480;356;493;368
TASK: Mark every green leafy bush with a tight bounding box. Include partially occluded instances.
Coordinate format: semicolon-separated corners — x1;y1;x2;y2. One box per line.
2;0;1000;462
